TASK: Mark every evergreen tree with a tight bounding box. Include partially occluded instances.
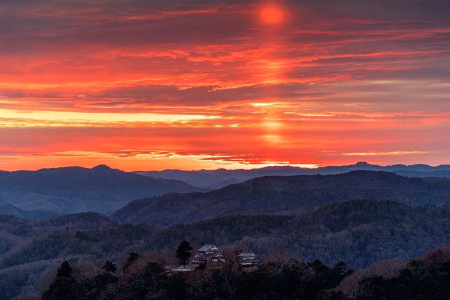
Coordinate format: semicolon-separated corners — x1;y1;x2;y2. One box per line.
43;261;78;300
56;260;72;278
123;252;140;272
102;260;117;273
42;277;79;300
176;240;193;267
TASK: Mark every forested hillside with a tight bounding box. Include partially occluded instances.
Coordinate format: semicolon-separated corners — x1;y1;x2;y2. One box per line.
39;246;450;300
113;171;450;226
2;200;450;299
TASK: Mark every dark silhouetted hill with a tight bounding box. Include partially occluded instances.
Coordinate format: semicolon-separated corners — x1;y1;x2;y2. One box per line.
0;165;204;216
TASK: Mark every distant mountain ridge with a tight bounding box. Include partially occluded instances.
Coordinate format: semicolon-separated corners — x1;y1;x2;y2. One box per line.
0;203;58;220
135;162;450;189
1;162;449;220
113;170;450;226
0;165;204;217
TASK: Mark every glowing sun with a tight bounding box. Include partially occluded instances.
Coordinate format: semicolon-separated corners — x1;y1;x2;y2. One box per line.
260;6;284;24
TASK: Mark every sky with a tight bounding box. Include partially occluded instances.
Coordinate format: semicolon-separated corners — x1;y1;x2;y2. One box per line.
0;0;449;171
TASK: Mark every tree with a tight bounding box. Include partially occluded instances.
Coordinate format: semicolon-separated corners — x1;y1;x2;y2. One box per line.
176;240;193;267
123;252;140;272
56;260;72;278
102;260;117;273
43;261;78;300
42;277;79;300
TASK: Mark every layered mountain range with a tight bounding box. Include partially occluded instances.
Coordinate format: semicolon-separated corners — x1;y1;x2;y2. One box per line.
113;170;450;226
0;165;204;218
135;162;450;189
1;163;449;220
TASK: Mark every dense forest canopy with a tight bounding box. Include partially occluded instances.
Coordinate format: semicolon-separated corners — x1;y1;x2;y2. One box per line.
2;199;450;299
39;246;450;300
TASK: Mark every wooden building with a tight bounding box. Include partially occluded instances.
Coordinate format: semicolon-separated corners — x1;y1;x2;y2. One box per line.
190;244;226;267
237;252;260;267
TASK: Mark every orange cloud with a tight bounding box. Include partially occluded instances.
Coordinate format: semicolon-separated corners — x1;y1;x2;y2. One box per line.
0;0;449;170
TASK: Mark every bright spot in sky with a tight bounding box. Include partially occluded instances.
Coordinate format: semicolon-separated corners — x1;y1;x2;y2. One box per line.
260;5;284;24
251;102;276;107
262;121;283;129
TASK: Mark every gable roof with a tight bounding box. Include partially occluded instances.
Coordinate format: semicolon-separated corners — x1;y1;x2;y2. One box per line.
193;252;208;259
238;252;258;257
210;252;225;258
198;244;221;252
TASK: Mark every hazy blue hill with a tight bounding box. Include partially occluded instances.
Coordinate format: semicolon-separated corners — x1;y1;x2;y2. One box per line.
135;166;317;189
0;165;204;216
0;164;203;201
0;203;58;220
135;162;450;189
0;203;32;219
113;171;450;226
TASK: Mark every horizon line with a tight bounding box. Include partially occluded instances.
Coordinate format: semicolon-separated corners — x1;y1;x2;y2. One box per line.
2;161;450;173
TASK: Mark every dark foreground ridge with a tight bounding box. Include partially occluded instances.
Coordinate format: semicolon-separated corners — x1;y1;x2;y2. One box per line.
2;199;450;299
40;246;450;300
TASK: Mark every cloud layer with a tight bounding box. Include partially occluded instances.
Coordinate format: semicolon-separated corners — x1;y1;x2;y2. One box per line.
0;0;449;170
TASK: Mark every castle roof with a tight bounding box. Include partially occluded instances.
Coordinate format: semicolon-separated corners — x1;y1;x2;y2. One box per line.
198;244;221;252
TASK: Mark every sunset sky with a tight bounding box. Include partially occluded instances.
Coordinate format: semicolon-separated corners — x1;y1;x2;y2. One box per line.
0;0;449;171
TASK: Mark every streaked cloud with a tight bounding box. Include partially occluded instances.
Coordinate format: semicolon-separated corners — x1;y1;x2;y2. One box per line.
0;109;219;127
0;0;449;170
343;151;432;156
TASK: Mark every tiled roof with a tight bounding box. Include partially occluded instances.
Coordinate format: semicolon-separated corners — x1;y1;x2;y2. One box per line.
193;252;208;259
238;252;257;257
198;244;221;252
210;252;224;258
